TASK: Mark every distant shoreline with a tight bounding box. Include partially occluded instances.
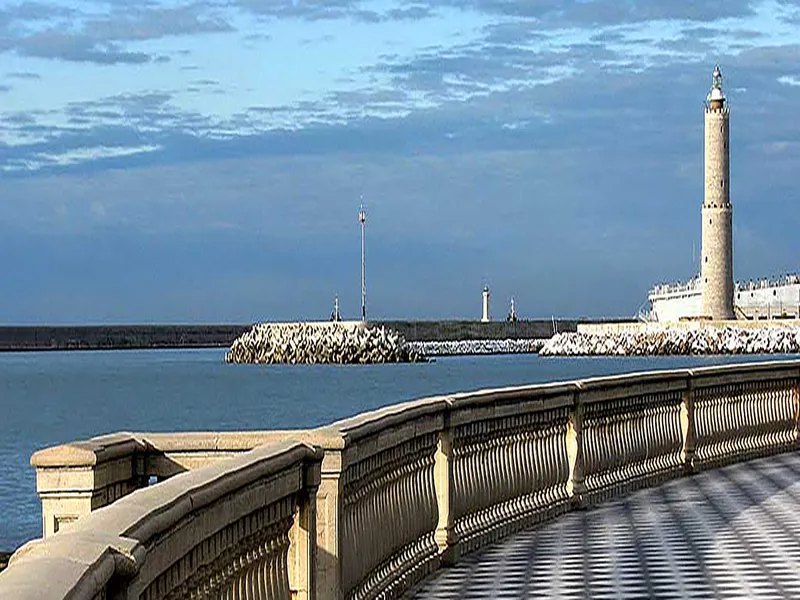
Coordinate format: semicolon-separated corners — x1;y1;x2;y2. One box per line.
0;320;618;352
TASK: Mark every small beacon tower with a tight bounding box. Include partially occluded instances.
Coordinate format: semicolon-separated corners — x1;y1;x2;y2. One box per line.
701;65;735;320
481;286;491;322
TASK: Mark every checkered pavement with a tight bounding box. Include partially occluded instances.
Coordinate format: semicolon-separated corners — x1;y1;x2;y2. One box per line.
410;452;800;599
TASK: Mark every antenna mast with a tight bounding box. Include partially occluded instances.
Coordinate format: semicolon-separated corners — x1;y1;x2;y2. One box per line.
358;198;367;322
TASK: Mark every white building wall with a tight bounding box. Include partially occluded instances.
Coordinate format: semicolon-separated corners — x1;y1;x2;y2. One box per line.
649;280;800;322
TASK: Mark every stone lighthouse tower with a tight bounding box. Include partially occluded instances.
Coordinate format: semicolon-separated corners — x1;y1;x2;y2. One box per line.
701;65;735;320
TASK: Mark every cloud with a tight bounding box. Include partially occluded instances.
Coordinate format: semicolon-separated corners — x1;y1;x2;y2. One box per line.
0;2;234;65
385;5;434;20
18;32;152;64
82;4;233;42
0;1;796;181
236;0;366;21
235;0;433;23
0;1;75;26
435;0;755;25
6;71;41;80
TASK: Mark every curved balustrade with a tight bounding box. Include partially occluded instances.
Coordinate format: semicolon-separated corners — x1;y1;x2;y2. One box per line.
1;361;799;600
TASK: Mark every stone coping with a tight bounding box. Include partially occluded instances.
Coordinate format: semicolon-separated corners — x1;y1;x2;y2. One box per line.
97;441;320;541
30;432;145;468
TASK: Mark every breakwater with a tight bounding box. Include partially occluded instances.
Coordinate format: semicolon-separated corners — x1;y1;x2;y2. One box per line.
0;320;618;352
408;339;546;356
0;325;249;352
541;326;800;356
225;322;425;364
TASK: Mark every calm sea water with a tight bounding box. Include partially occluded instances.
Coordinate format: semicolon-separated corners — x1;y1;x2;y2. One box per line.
0;349;785;551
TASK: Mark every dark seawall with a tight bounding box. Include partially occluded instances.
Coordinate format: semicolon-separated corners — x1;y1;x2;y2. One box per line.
374;320;586;341
0;320;625;352
0;325;250;352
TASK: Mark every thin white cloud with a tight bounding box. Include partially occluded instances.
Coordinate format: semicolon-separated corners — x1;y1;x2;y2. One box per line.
777;74;800;85
2;144;162;171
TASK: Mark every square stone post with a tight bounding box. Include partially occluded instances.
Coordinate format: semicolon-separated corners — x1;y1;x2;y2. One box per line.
680;378;697;473
31;434;144;538
434;418;459;565
566;391;586;509
314;449;343;600
289;460;321;600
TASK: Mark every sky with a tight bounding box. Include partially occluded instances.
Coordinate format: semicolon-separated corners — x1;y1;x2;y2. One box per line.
0;0;799;324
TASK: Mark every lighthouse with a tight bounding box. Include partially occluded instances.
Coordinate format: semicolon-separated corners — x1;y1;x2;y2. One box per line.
701;65;735;320
481;286;490;322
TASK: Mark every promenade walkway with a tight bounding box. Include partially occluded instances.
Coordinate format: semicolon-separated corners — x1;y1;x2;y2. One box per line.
411;452;800;600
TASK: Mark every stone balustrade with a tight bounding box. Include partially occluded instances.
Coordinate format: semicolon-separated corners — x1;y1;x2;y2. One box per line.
1;360;799;600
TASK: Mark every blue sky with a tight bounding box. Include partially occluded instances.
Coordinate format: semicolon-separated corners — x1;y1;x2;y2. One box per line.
0;0;799;323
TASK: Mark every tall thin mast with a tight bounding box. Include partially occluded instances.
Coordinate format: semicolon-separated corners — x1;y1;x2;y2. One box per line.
358;198;367;322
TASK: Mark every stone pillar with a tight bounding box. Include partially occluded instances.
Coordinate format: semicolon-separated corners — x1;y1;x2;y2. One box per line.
680;379;697;472
31;434;144;538
566;393;586;508
314;450;343;600
434;422;459;565
289;461;321;600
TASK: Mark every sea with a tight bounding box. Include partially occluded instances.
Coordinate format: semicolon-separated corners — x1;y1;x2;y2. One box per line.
0;349;787;552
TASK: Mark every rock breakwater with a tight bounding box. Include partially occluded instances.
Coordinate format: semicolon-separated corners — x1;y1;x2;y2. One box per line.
540;326;800;356
408;339;545;357
225;322;426;364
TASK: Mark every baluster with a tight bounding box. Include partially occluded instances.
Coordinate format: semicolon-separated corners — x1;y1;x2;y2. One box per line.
259;541;269;600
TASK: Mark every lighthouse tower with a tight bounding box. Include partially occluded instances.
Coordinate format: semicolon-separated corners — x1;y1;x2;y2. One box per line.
701;65;735;320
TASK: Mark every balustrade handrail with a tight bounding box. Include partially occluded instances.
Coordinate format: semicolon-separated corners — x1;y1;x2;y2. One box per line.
2;359;799;600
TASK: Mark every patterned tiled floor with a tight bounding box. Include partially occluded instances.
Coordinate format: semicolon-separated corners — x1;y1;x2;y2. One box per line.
410;452;800;599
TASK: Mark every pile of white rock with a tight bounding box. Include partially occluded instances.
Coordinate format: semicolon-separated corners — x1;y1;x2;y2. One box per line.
225;322;426;364
540;327;800;356
408;339;546;357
